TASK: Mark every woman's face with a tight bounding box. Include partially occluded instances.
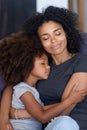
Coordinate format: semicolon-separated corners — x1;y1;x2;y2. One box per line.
38;21;68;56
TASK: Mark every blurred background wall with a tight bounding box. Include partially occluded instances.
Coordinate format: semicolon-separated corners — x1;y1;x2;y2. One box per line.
0;0;86;39
0;0;36;39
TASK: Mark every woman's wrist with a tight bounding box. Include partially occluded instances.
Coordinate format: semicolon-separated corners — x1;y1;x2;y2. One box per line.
17;109;32;119
10;107;16;119
14;109;18;119
10;108;32;119
10;108;20;119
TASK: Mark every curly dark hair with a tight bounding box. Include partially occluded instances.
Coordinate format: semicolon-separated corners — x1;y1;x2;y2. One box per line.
24;6;83;53
0;31;48;86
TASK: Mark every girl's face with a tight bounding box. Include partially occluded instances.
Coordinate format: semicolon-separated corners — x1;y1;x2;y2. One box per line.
38;21;68;57
30;54;50;80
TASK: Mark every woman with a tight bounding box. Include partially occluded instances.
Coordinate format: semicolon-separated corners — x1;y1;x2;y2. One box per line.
1;6;87;130
24;6;87;130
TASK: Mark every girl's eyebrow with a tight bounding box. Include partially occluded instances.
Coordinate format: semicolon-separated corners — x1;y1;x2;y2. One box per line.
40;28;62;36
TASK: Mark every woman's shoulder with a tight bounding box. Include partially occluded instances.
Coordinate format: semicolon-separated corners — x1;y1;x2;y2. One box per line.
73;53;87;72
76;53;87;57
75;53;87;62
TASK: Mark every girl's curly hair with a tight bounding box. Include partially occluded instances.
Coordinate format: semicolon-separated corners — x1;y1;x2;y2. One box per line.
0;31;48;86
24;6;83;53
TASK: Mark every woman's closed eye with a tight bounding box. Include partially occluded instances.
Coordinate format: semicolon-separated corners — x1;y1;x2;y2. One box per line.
54;28;62;36
55;31;61;36
41;35;49;41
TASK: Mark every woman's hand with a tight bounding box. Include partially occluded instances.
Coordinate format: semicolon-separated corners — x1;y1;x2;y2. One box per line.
10;107;32;119
68;84;86;104
0;119;14;130
10;107;16;119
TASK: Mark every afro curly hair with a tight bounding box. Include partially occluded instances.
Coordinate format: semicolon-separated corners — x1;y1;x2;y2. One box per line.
24;6;83;53
0;31;49;86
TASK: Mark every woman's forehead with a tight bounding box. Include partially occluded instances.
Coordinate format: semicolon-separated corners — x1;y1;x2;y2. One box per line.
38;21;62;35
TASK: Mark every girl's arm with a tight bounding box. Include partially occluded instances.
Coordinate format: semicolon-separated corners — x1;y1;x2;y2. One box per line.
10;103;59;119
61;72;87;115
0;86;14;130
10;73;87;120
20;83;85;123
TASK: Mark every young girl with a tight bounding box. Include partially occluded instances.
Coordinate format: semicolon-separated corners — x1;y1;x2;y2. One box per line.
0;31;86;130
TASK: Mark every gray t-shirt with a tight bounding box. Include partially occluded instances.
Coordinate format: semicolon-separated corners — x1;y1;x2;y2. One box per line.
37;53;87;130
10;82;43;130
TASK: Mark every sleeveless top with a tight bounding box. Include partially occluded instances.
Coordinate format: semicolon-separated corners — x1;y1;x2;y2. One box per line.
10;82;43;130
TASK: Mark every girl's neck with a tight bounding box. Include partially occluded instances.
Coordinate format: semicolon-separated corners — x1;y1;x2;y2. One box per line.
52;52;75;65
24;75;37;88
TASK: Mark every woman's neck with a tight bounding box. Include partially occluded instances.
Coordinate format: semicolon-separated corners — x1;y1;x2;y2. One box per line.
52;52;75;65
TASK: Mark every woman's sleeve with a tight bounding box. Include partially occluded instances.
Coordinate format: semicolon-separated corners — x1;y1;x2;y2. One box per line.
74;54;87;72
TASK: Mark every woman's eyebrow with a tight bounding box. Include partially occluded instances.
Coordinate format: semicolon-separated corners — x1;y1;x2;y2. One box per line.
53;28;62;32
40;28;62;36
40;33;48;37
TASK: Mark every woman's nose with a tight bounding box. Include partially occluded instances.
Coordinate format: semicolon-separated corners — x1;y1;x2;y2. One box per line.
47;65;50;71
52;39;56;43
51;36;56;43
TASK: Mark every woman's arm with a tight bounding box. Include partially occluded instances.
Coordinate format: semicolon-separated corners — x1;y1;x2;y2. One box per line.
0;86;14;130
61;72;87;115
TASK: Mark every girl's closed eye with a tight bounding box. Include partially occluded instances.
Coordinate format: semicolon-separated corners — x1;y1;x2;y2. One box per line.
41;61;47;65
41;61;45;65
40;59;49;65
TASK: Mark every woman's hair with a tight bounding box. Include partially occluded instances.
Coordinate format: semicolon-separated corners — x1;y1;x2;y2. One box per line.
24;6;83;53
0;31;48;86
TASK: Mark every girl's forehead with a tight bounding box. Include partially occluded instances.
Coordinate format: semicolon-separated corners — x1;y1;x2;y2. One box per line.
35;54;48;61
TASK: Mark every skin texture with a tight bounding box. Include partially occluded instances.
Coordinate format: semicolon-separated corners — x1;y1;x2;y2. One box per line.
27;54;50;86
0;6;87;130
38;21;72;64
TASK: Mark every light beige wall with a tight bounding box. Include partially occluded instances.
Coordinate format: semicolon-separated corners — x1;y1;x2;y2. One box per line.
68;0;85;32
36;0;68;12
